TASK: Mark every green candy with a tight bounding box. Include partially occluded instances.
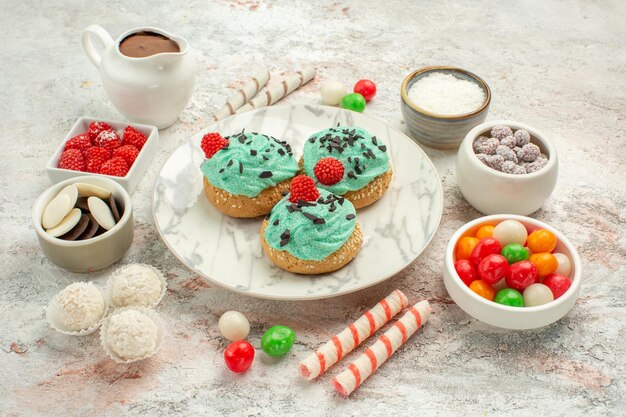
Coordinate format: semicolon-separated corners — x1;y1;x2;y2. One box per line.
494;288;525;307
261;325;295;357
341;93;366;112
501;243;529;264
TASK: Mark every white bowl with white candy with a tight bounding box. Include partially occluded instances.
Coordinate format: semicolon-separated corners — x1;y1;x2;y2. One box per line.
456;120;558;216
32;176;133;272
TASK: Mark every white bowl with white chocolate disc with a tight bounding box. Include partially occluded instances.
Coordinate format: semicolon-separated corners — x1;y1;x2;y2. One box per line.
32;176;133;272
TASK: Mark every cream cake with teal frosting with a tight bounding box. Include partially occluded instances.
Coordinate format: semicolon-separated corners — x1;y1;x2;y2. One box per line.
302;125;392;209
200;131;299;218
261;175;363;274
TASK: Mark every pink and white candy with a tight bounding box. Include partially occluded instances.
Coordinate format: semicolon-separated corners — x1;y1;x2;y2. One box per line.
299;289;409;380
332;300;431;396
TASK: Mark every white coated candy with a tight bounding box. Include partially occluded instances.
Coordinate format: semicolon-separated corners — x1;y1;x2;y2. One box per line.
492;220;528;246
75;182;111;199
523;283;554;307
218;311;250;341
88;196;116;230
320;80;347;106
46;208;82;237
553;253;571;277
42;193;72;229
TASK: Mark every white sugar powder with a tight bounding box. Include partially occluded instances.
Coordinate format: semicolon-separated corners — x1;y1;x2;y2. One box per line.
407;72;485;115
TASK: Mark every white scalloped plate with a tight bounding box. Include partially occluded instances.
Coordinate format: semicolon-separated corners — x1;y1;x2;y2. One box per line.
153;105;442;300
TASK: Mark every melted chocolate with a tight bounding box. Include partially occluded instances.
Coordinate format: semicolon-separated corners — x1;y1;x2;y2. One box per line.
120;32;180;58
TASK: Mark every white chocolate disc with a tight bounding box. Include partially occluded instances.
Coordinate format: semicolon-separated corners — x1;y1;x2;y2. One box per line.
75;183;111;199
321;80;347;106
42;193;72;229
218;311;250;341
46;208;82;237
57;185;79;208
88;196;116;230
553;253;571;277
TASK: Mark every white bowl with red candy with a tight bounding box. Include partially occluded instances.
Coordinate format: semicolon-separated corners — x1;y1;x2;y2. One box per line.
443;214;581;330
456;120;558;216
46;117;159;193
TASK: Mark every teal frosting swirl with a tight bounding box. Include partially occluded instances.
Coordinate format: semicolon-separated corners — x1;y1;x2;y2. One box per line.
200;132;299;197
302;126;390;195
264;188;357;261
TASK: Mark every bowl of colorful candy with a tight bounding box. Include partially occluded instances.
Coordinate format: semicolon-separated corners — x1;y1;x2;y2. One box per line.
443;215;581;330
400;66;491;150
456;120;558;215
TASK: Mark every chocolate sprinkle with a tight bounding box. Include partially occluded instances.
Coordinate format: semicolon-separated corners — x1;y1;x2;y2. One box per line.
238;135;246;144
372;136;378;146
313;218;326;225
277;148;285;156
355;165;362;175
259;171;273;178
262;155;269;161
250;149;257;156
297;199;316;208
347;171;357;179
302;212;319;222
338;197;345;205
368;149;376;159
219;168;225;173
282;191;289;196
309;137;316;143
280;239;289;247
280;229;290;239
239;162;243;174
227;160;234;167
378;145;387;152
346;214;356;220
273;219;279;226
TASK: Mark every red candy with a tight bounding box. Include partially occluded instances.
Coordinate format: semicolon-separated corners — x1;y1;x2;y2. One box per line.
543;274;572;299
470;238;502;265
100;156;129;177
224;340;255;373
289;175;320;203
84;147;111;173
506;260;538;291
64;133;92;152
96;130;122;152
353;79;377;102
314;157;344;185
88;121;113;144
454;259;478;286
112;145;139;166
122;126;148;150
477;254;509;284
58;149;85;171
200;132;228;159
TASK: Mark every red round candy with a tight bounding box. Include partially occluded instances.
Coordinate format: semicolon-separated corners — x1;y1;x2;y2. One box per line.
477;254;509;285
543;274;572;299
454;259;478;286
506;260;538;291
224;340;255;373
470;238;502;265
353;79;377;102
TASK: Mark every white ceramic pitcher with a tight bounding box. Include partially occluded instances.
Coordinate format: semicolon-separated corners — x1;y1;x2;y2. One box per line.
81;25;195;129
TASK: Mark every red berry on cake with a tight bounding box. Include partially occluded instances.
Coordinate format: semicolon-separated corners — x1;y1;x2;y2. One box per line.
112;145;139;166
64;133;92;152
100;156;129;177
58;149;85;171
201;132;229;159
122;126;147;150
313;157;345;185
84;147;111;173
88;121;113;144
96;130;122;152
289;175;320;203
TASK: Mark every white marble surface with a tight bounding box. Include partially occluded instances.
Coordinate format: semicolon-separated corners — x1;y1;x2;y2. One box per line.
1;1;625;416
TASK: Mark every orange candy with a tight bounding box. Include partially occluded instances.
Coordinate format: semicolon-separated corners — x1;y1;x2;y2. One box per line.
529;253;558;276
456;237;479;260
527;229;557;253
469;280;496;301
475;225;494;240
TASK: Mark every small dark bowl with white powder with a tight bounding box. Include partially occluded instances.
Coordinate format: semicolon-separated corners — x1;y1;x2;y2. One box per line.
401;66;491;149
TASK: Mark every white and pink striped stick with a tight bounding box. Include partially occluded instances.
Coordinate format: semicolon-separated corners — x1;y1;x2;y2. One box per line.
299;290;409;380
332;300;431;396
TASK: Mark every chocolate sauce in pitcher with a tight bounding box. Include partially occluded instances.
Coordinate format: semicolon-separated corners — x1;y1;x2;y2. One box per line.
119;31;180;58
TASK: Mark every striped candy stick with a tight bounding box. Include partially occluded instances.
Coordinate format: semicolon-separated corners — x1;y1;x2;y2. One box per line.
210;69;270;121
299;290;409;380
332;300;431;396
